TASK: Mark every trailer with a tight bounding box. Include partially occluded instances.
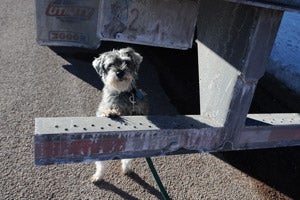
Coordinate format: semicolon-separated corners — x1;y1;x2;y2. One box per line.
34;0;300;165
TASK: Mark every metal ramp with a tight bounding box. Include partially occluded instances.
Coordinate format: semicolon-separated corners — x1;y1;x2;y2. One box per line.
34;0;300;165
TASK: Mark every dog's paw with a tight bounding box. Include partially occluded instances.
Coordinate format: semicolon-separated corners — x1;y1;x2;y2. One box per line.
122;168;133;175
90;174;104;184
101;108;121;118
121;159;133;175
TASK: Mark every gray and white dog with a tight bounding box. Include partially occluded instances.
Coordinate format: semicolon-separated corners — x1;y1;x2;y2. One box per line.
91;47;149;183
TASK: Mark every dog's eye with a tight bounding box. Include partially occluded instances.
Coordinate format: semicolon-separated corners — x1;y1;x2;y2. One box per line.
124;60;131;66
106;64;113;70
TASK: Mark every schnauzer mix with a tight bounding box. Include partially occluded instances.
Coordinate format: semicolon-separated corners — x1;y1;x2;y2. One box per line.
91;47;149;183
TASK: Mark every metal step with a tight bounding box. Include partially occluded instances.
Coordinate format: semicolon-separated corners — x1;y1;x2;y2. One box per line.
34;114;300;165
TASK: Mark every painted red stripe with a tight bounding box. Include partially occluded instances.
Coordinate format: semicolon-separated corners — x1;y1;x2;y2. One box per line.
35;138;126;159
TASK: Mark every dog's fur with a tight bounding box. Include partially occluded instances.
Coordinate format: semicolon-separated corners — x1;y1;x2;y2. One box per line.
91;47;149;183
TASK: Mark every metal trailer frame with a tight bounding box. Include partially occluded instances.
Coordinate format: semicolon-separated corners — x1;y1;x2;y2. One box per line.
34;0;300;165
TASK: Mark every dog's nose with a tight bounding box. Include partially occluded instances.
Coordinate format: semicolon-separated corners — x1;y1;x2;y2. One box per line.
116;70;125;78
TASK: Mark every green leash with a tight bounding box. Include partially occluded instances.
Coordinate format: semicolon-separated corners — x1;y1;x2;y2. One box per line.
146;157;171;200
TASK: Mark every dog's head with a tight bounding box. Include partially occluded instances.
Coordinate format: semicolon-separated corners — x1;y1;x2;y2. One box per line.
92;47;143;92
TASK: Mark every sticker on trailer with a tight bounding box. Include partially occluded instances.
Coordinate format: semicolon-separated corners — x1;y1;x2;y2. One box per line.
45;1;95;20
35;0;100;49
49;31;88;43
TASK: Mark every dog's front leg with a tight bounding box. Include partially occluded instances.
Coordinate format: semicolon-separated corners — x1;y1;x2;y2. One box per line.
121;159;133;175
91;161;108;183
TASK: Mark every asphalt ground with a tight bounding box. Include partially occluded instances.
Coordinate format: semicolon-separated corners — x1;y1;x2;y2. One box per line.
1;0;299;199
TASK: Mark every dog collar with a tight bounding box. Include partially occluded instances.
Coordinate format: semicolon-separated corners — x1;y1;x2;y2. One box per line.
135;89;144;100
127;88;143;100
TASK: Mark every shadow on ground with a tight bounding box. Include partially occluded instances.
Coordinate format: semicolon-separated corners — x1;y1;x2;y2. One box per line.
93;172;165;200
214;147;300;199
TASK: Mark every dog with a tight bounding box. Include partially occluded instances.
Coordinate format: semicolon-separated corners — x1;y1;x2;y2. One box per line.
90;47;149;183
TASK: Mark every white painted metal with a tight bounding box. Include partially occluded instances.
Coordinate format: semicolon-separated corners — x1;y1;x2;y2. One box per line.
247;113;300;125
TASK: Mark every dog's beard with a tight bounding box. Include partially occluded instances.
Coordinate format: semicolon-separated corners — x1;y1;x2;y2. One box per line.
104;71;134;92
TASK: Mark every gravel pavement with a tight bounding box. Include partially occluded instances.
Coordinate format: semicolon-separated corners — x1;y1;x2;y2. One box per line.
0;0;298;199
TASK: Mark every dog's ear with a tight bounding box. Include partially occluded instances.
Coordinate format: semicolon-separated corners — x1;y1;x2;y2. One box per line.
120;47;143;67
92;54;105;76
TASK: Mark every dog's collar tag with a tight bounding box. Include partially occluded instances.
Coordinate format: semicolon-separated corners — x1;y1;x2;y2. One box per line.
129;94;136;105
136;90;143;100
129;93;136;114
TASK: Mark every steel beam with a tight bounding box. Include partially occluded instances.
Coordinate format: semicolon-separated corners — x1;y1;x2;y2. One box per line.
34;115;222;165
225;0;300;12
34;114;300;165
196;0;283;150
